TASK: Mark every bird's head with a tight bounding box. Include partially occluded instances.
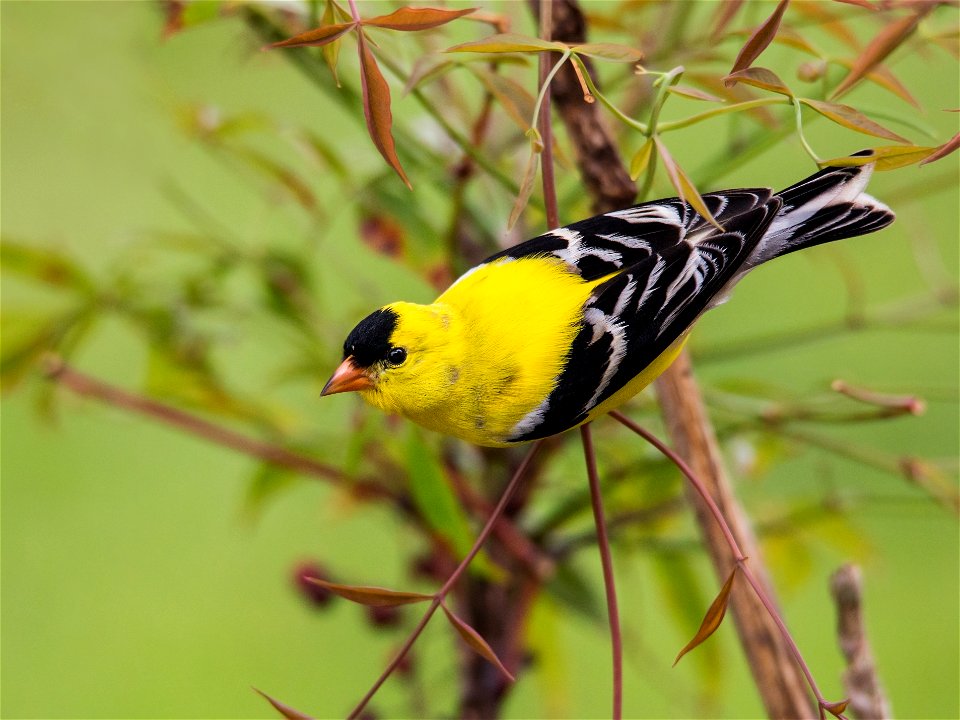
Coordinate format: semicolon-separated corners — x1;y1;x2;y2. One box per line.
322;301;460;416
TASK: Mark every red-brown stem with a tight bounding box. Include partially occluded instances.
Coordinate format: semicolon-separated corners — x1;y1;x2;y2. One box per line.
609;410;831;715
347;440;544;720
538;0;559;229
41;355;392;495
580;424;623;720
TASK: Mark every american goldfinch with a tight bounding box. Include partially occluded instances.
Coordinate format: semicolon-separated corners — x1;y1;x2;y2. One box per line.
322;162;893;447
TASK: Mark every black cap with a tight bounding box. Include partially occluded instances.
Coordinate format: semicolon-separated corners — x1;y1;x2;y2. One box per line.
343;308;399;368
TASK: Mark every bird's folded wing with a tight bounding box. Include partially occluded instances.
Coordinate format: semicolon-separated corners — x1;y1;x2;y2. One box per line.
505;192;782;442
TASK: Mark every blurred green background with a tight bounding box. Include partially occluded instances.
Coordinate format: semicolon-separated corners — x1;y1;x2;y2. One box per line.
2;2;958;719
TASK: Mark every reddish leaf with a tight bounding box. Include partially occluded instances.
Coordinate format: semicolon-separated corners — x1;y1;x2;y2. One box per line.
823;698;851;717
709;0;745;41
363;6;476;31
919;132;960;167
723;66;793;96
441;603;515;681
831;6;933;99
674;566;738;665
830;56;919;107
771;24;822;57
571;42;644;62
820;145;940;171
306;578;432;607
727;0;790;78
446;32;565;54
655;138;724;230
357;32;411;188
360;214;406;258
254;688;315;720
801;99;909;143
667;85;725;103
268;21;356;49
832;0;875;9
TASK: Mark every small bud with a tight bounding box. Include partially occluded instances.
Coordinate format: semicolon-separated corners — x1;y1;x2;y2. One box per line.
797;60;827;83
366;603;402;628
292;561;334;608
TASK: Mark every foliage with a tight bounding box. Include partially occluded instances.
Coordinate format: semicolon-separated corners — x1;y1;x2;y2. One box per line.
2;1;958;718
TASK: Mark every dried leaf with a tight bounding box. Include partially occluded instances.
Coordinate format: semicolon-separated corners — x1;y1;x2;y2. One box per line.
268;20;356;49
666;85;725;103
446;32;565;54
441;603;515;681
674;566;738;665
823;698;851;717
254;688;315;720
357;32;411;188
801;99;909;143
571;42;643;62
820;145;940;171
919;132;960;166
655;138;723;230
629;138;654;181
321;0;342;86
831;6;933;99
306;578;432;607
727;0;790;77
363;6;476;31
507;141;540;230
723;66;793;96
467;66;536;132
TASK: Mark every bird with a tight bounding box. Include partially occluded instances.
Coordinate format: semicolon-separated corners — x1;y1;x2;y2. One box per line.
321;159;894;447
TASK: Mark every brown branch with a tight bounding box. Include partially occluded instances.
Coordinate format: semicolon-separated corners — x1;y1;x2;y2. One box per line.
830;564;892;720
655;352;816;717
529;0;636;214
40;354;393;496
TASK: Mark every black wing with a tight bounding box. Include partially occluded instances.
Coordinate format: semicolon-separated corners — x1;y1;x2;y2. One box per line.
505;192;782;442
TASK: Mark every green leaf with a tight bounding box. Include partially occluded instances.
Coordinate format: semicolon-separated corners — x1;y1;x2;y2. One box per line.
800;99;909;143
820;145;940;171
446;32;565;54
245;463;299;521
321;0;342;86
666;85;725;103
571;42;643;63
0;240;94;293
629;138;654;181
405;427;497;576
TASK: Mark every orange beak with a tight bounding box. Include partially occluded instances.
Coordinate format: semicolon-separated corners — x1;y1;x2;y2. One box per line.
321;357;374;396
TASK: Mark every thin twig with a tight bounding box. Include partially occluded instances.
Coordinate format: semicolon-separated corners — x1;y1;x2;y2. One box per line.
611;409;837;718
830;564;892;720
538;0;559;229
346;441;544;720
580;424;623;720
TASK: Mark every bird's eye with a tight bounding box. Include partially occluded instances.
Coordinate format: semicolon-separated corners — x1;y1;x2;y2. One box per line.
387;347;407;366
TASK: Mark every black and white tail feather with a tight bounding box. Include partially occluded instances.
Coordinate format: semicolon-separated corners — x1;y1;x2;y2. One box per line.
488;160;895;442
